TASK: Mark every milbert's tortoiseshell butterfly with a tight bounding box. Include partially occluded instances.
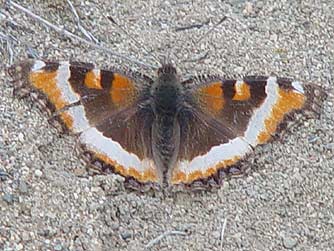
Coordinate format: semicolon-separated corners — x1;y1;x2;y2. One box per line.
8;59;327;191
6;6;327;191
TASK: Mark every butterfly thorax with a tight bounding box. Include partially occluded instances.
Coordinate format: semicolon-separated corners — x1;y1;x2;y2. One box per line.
152;65;182;114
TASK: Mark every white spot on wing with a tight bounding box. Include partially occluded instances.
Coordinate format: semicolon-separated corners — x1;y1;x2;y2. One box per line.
31;60;46;71
92;68;100;77
235;80;244;94
292;81;304;94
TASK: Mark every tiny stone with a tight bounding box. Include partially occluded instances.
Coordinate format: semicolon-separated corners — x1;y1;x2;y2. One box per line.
222;181;230;190
110;222;120;230
87;227;94;236
62;225;70;234
270;34;278;41
243;2;254;15
234;66;244;75
325;143;334;150
233;232;242;243
283;236;298;249
0;169;8;181
73;193;78;200
34;169;43;177
15;243;24;250
120;231;132;240
54;244;63;251
18;132;25;142
212;230;221;239
3;193;14;204
73;168;86;176
21;232;30;241
18;180;28;194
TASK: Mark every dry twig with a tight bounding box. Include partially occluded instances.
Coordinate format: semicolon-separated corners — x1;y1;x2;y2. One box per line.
65;0;99;43
7;1;158;69
220;217;228;250
0;31;15;64
145;230;188;249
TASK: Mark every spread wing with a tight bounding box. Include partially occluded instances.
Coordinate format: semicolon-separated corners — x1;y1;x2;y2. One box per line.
171;76;326;186
8;60;159;185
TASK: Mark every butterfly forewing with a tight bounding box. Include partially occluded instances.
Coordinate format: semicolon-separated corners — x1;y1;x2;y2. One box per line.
171;76;326;186
8;60;160;185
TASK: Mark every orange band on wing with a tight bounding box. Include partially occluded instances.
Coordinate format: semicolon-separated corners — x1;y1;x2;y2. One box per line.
257;89;306;144
187;170;203;183
59;112;74;130
111;73;136;107
94;152;158;183
29;71;68;110
84;70;102;89
171;156;240;184
143;169;159;182
198;82;225;113
233;82;251;101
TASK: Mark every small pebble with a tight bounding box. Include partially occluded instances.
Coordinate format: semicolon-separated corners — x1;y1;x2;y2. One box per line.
325;143;334;150
73;168;86;176
243;2;254;15
283;236;298;249
34;169;43;177
234;66;244;75
120;231;132;240
270;33;278;41
18;132;25;143
21;232;30;241
222;181;230;190
18;181;28;194
54;244;63;251
3;193;14;204
15;243;24;250
0;169;8;181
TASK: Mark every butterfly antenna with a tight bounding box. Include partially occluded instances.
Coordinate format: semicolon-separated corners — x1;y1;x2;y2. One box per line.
163;24;176;66
107;16;162;68
163;44;172;66
179;16;227;65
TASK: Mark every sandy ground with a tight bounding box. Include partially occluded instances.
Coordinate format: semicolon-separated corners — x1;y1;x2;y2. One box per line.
0;0;333;250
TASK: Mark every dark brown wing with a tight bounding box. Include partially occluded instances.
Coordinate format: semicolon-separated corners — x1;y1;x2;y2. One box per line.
171;76;326;185
8;60;159;184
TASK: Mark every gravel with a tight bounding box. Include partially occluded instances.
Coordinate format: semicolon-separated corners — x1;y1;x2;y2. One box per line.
0;0;333;250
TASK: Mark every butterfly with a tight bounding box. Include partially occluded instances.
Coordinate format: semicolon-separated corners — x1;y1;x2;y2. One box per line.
7;59;327;191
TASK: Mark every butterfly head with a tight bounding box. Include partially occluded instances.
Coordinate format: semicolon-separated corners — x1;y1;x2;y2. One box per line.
157;64;177;75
